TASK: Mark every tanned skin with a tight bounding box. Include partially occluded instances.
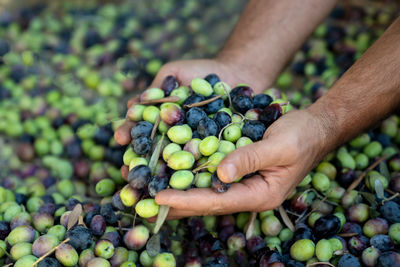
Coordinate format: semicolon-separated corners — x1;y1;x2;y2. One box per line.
115;0;400;219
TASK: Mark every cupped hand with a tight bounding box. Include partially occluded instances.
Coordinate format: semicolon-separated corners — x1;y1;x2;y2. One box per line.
114;58;266;178
154;109;328;219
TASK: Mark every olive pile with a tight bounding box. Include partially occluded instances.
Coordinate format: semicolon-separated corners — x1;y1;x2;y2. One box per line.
120;75;290;218
1;0;400;266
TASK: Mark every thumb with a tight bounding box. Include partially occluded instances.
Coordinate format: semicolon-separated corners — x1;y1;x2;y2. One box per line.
217;139;276;183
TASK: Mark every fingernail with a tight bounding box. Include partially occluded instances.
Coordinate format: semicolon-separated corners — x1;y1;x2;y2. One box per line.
218;162;236;183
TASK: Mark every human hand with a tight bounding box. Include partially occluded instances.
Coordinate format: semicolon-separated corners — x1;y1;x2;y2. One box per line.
154;109;328;219
114;58;269;178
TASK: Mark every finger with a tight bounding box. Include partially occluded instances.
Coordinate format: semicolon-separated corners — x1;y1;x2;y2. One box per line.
114;120;134;145
127;96;140;109
155;176;278;214
217;140;276;183
121;165;129;181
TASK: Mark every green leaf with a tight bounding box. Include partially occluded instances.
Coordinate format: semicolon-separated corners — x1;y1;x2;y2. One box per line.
370;208;380;218
154;205;170;234
374;179;385;200
360;192;376;205
149;133;164;175
379;162;390;181
146;233;160;257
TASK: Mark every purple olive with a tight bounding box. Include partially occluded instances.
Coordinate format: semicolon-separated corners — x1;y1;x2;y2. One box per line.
160;103;183;126
348;235;369;256
363;218;389;238
123;225;149;250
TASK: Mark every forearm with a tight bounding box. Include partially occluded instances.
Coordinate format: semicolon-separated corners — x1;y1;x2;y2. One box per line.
217;0;338;92
309;17;400;155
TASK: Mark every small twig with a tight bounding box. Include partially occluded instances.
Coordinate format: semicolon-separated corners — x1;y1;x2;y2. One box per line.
338;232;358;237
386;188;397;195
192;160;213;173
192;165;217;173
139;96;180;105
296;190;331;224
78;215;87;228
347;156;386;192
245;212;257;240
285;210;303;217
218;121;243;141
133;212;137;227
116;211;136;219
0;246;12;259
306;262;335;267
217;111;246;141
184;95;222;108
3;263;13;267
234;112;246;121
278;206;295;232
31;238;71;267
118;220;123;235
383;192;400;204
150;115;161;140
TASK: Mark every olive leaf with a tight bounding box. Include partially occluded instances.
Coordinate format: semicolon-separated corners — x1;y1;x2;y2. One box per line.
146;232;161;257
149;133;164;175
374;179;385;200
154;205;170;234
379;161;391;181
360;192;376;205
67;204;83;230
278;206;295;232
370;207;380;218
245;212;257;240
148;133;169;249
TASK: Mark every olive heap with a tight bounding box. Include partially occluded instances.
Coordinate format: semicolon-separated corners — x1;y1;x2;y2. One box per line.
121;75;290;219
1;1;400;267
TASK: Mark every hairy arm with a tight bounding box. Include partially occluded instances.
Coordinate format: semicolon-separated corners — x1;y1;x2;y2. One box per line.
217;0;339;92
309;17;400;155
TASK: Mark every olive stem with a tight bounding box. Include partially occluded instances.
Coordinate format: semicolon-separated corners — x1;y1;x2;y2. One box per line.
338;232;358;237
150;115;161;140
139;95;180;105
192;160;213;173
31;238;71;267
347;156;386;192
133;211;137;227
295;189;332;224
285;210;303;217
184;95;223;108
217;111;246;141
217;121;243;141
116;211;136;219
0;246;12;260
382;192;400;204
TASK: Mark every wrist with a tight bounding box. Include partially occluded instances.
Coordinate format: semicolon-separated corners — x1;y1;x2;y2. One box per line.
306;98;342;158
